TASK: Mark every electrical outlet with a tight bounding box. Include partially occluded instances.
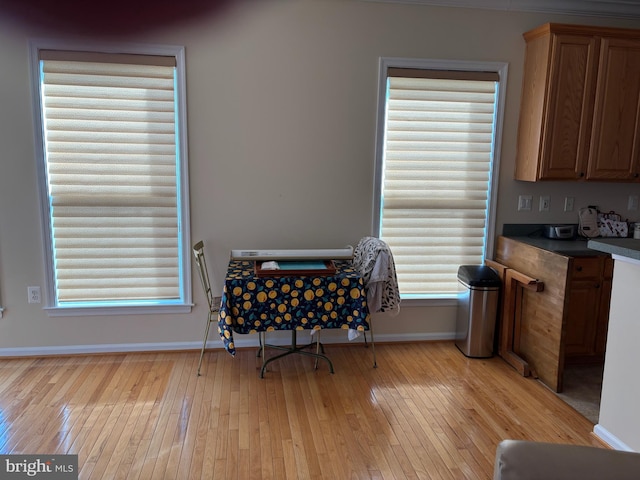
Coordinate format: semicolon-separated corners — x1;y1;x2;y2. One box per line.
518;195;532;211
564;196;575;212
539;195;550;212
628;195;639;211
28;286;41;304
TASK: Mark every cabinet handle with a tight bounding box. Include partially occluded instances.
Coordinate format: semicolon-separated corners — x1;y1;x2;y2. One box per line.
579;172;585;177
576;266;583;272
635;173;639;178
595;284;600;288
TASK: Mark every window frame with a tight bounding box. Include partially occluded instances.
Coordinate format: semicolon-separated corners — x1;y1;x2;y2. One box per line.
373;57;508;305
28;38;192;316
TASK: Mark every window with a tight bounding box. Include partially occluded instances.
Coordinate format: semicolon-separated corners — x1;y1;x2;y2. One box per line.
29;40;191;315
373;58;507;300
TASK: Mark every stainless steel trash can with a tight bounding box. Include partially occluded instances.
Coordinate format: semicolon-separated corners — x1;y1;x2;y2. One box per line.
455;265;500;358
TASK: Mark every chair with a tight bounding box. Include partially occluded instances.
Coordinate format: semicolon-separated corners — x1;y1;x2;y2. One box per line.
493;439;640;480
192;241;220;376
351;236;401;367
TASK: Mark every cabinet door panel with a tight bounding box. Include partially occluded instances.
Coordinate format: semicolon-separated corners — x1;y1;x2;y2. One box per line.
588;37;640;180
541;35;599;179
565;279;600;356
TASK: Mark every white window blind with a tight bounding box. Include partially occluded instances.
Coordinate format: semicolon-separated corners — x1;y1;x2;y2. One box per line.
36;48;187;307
378;66;501;297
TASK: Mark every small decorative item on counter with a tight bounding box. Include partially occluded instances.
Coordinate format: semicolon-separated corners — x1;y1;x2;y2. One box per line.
578;207;599;238
598;210;628;237
634;223;640;239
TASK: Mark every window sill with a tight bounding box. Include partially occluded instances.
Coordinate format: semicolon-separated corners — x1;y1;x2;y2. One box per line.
44;303;193;317
399;296;458;307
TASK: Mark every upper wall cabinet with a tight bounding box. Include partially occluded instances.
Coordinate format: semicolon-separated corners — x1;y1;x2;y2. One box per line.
515;23;640;182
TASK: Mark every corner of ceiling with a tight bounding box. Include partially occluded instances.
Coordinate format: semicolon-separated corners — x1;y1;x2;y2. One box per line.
360;0;640;19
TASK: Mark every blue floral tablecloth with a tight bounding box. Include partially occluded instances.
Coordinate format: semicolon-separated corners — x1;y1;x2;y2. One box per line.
218;260;371;355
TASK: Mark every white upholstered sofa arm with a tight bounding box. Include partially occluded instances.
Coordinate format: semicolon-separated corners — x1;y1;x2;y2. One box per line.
494;440;640;480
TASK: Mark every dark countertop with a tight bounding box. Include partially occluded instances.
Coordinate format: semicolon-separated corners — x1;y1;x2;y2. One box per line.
587;238;640;261
502;235;609;257
501;224;615;257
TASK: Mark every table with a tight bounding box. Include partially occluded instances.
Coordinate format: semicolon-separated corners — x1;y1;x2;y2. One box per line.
218;259;371;376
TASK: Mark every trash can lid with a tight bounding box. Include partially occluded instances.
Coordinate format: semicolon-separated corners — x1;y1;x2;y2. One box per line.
457;265;501;287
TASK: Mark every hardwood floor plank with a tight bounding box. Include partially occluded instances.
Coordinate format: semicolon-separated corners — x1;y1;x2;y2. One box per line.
121;359;173;480
87;357;157;478
110;358;171;479
184;366;212;480
0;342;601;479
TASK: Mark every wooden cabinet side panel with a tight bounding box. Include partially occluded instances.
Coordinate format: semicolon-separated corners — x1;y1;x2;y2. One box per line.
596;276;613;356
596;257;614;356
495;237;569;391
515;34;551;181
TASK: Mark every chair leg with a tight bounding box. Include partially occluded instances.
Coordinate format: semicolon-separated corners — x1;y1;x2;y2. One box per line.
314;330;320;370
260;331;267;373
368;317;377;368
197;312;214;376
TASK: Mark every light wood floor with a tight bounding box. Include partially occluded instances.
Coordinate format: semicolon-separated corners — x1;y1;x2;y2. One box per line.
0;341;599;479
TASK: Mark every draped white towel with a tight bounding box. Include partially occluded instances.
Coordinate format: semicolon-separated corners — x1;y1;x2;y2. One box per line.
348;237;401;340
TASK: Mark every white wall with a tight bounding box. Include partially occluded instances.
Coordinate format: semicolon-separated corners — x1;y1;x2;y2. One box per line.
596;257;640;451
2;0;640;354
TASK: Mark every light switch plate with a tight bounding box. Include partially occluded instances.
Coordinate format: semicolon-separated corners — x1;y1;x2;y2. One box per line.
518;195;532;211
28;286;41;304
539;195;550;212
564;196;575;212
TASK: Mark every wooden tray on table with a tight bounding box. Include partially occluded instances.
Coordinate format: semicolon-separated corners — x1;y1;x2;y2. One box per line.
255;260;336;277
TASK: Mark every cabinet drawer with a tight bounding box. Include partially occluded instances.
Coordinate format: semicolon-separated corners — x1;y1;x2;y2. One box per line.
570;257;601;278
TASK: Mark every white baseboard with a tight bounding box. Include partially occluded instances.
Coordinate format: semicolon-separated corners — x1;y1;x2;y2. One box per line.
0;342;200;357
593;424;635;452
0;332;456;357
229;330;455;349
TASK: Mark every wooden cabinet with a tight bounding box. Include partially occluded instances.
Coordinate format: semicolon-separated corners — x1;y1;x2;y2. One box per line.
495;236;612;392
588;37;640;180
515;23;640;182
564;256;613;362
